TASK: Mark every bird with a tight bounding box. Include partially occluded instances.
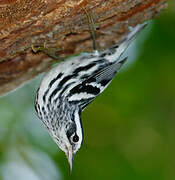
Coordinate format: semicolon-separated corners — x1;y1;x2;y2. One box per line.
34;15;146;171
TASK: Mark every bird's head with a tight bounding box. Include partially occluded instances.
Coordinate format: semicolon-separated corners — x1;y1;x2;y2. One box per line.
49;109;83;171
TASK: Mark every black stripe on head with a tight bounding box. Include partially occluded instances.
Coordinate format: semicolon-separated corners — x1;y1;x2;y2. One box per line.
66;123;76;140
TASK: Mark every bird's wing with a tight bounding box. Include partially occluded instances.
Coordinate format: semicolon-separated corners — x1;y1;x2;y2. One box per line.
67;57;127;110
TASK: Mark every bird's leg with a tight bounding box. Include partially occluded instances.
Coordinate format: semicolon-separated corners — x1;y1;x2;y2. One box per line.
32;9;98;59
83;7;97;51
31;42;63;60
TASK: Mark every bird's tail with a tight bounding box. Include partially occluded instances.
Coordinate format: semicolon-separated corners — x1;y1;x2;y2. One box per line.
127;23;147;42
99;23;147;63
112;23;147;52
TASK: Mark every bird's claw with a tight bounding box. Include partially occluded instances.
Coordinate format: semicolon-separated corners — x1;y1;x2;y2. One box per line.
31;42;63;60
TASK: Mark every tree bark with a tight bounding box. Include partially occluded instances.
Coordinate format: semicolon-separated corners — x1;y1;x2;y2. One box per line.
0;0;167;96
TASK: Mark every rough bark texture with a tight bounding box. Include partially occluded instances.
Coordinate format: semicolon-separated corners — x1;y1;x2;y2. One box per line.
0;0;167;96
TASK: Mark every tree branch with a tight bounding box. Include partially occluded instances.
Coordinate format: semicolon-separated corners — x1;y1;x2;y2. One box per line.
0;0;167;95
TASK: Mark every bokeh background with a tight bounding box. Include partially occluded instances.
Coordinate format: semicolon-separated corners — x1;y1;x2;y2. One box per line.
0;2;174;180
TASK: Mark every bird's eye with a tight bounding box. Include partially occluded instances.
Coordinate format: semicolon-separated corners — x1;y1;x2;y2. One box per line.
72;134;79;143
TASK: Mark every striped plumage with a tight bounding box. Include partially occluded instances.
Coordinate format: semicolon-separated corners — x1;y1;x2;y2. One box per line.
35;23;146;170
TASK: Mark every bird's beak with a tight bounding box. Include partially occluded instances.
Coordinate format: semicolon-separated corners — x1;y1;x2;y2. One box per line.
66;145;74;172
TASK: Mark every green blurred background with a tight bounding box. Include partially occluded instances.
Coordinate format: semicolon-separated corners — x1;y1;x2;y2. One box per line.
0;2;175;180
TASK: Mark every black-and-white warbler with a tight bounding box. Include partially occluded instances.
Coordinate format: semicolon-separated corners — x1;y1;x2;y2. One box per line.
34;10;146;171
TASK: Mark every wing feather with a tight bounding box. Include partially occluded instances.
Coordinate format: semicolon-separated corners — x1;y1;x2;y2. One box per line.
68;57;127;110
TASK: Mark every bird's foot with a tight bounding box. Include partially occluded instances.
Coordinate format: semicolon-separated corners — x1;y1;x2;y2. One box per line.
82;7;98;51
31;42;63;60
